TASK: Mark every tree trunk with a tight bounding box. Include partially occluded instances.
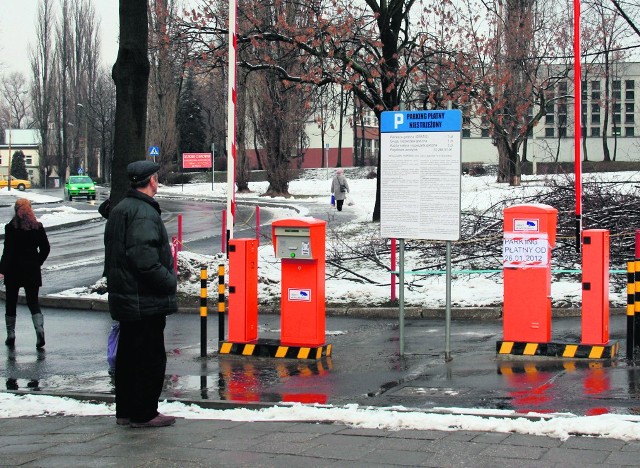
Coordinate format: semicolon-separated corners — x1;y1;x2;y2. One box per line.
496;138;521;186
337;87;344;167
111;0;150;206
496;140;509;183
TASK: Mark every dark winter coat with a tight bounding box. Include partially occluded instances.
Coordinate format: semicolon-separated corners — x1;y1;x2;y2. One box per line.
104;189;177;321
0;221;50;288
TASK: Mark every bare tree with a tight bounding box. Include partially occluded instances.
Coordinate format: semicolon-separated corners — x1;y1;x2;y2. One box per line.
184;0;459;220
111;0;150;206
610;0;640;39
0;72;31;128
92;70;116;182
584;0;633;162
197;69;227;171
30;0;56;187
147;0;187;179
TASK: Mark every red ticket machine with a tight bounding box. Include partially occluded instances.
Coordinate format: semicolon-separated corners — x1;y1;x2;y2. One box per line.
272;218;326;347
503;204;557;343
228;238;258;343
581;229;610;345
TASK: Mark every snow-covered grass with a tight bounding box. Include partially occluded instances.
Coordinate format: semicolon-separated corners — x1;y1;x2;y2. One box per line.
33;168;633;308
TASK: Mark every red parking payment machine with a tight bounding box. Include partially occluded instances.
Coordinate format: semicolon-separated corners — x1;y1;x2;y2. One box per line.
228;238;258;343
503;204;557;343
272;218;326;347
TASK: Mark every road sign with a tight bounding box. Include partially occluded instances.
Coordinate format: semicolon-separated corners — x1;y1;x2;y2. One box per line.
149;146;160;158
183;152;212;169
77;167;84;175
379;110;462;241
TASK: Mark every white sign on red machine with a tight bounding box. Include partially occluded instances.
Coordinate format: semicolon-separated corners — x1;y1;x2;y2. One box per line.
503;233;549;268
182;152;212;169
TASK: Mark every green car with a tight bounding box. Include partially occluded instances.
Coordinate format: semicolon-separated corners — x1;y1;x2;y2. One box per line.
65;176;96;201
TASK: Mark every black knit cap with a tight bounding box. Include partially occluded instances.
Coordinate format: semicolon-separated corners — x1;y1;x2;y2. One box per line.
127;160;160;182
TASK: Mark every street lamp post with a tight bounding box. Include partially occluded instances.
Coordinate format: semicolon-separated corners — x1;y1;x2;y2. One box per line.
77;103;88;175
7;114;12;192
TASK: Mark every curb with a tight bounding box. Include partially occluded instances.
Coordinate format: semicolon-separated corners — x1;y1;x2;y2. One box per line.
2;389;562;422
0;289;627;320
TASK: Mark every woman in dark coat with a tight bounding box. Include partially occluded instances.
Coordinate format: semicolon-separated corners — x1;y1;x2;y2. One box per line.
0;199;50;349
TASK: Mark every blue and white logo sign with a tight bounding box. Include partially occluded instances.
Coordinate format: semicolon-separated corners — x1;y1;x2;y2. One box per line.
149;146;160;157
513;218;539;232
288;288;311;302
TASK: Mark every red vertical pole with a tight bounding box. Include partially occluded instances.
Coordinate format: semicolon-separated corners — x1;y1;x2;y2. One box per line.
391;238;397;302
178;214;183;251
573;0;582;253
255;205;260;243
172;236;178;273
222;209;227;254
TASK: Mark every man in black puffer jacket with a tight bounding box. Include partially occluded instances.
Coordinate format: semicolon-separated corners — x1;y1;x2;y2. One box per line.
104;160;177;428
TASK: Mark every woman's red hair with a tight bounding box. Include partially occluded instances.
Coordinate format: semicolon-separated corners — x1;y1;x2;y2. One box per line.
12;198;39;230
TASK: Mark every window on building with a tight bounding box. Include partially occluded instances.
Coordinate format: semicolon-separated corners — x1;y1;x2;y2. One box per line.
626;127;635;137
581;80;587;100
613;126;621;136
558;127;567;138
25;156;32;165
613;80;621;100
626;103;635;124
591;127;600;137
546;113;555;124
613;103;622;124
591;80;601;100
545;127;554;138
626;80;635;100
481;128;490;138
558;81;567;96
462;129;471;138
558;114;567;127
591;114;600;124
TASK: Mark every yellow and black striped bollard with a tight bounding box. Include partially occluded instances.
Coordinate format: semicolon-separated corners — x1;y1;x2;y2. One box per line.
218;264;226;343
200;267;207;357
628;261;635;359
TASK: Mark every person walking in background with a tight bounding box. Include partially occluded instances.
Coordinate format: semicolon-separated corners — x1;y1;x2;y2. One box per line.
331;168;350;212
104;160;177;428
0;199;50;349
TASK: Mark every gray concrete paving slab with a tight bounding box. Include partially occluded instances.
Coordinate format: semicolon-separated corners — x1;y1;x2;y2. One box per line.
0;416;637;467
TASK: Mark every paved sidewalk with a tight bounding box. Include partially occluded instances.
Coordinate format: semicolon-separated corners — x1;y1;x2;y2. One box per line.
1;415;638;467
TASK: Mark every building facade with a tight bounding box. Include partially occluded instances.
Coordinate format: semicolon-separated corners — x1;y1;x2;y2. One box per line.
259;62;639;169
0;129;41;185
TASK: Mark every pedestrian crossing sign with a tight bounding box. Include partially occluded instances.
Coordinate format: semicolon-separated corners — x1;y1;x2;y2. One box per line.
149;146;160;157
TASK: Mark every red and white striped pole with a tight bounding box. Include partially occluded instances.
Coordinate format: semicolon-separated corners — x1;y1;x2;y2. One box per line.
226;0;238;250
573;0;582;252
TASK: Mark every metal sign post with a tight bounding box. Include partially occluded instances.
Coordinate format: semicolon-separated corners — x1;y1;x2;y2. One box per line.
380;110;462;358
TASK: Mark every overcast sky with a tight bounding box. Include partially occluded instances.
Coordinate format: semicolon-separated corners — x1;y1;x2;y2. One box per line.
0;0;119;78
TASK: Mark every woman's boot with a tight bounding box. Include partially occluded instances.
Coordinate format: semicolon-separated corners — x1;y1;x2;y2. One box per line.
5;315;16;347
31;313;45;349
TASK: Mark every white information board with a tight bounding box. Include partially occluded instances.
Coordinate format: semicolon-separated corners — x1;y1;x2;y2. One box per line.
380;110;462;240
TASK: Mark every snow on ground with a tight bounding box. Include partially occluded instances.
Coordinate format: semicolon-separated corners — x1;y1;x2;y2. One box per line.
149;169;631;307
3;392;640;441
0;187;103;228
40;169;631;306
